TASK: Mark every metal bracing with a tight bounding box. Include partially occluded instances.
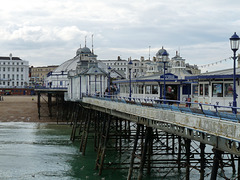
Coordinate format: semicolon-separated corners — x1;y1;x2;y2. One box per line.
59;100;240;179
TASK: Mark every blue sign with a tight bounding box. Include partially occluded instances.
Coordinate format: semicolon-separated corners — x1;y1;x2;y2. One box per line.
160;73;178;80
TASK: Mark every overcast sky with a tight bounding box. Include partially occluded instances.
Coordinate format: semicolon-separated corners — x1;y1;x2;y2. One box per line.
0;0;240;72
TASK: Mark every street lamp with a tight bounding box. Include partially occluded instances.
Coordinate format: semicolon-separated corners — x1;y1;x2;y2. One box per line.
108;66;111;96
128;60;133;100
95;70;97;94
162;50;168;102
230;32;240;114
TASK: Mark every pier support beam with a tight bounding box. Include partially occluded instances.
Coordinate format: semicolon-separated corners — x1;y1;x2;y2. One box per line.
79;109;92;155
128;123;141;180
37;92;41;119
177;136;182;172
48;93;52;118
185;138;191;180
138;126;153;180
200;143;206;180
210;149;223;180
95;114;112;175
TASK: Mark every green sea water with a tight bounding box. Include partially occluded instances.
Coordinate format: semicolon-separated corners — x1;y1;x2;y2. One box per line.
0;122;235;180
0;122;127;180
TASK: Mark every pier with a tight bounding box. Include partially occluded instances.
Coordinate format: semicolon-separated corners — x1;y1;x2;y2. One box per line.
37;91;240;179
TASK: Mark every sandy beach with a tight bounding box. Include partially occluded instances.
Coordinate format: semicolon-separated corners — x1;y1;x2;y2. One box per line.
0;95;54;122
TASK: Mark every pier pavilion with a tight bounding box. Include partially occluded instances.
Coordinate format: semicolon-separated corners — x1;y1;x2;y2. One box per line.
186;66;240;108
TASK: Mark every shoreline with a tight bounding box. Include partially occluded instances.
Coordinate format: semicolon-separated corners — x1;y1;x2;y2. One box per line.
0;95;57;123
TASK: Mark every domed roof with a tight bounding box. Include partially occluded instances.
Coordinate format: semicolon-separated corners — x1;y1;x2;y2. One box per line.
156;47;169;56
54;58;78;73
76;46;92;55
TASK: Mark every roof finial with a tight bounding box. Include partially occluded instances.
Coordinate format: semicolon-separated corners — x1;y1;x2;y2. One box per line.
149;46;151;60
85;36;87;47
92;34;94;54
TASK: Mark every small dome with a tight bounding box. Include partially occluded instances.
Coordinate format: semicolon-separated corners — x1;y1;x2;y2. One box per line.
156;47;169;57
76;47;82;55
81;47;91;53
76;46;92;55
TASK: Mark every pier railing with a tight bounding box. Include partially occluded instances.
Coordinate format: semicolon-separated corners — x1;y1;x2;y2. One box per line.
83;93;240;123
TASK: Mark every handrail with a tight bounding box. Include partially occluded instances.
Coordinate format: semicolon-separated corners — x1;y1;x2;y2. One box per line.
83;94;240;122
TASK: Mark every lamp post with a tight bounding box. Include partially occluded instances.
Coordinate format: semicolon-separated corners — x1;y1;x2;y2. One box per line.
230;32;240;114
95;70;97;94
161;50;168;101
128;60;133;100
108;66;111;96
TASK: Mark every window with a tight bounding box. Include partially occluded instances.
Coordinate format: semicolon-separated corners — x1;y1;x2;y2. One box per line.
205;84;209;96
192;85;198;95
212;83;223;97
145;85;151;94
138;85;143;94
3;67;5;71
182;84;191;95
8;67;10;71
225;83;233;97
200;84;203;95
12;67;14;71
152;85;158;94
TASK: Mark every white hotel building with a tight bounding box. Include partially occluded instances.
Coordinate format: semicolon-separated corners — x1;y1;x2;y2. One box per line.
0;54;29;87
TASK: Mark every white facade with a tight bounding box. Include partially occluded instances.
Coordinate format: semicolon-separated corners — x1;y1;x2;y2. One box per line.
100;48;200;80
186;66;240;109
0;54;29;88
46;46;98;88
67;63;109;101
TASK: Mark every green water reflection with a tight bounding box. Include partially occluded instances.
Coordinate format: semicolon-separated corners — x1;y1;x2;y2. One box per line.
0;122;126;180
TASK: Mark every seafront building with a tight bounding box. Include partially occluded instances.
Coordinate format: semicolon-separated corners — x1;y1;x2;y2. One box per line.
99;47;200;79
0;54;29;87
30;65;58;87
46;45;124;92
0;54;30;95
55;45;201;102
114;48;200;102
47;43;240;109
